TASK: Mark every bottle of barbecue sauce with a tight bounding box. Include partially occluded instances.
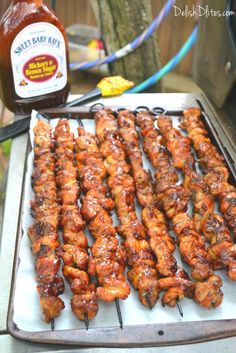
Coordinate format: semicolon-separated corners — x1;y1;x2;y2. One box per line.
0;0;70;113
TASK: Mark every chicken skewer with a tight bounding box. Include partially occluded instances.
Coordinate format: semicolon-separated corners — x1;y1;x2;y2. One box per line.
75;120;130;328
181;108;236;237
157;115;214;234
203;213;236;280
156;114;225;306
117;109;195;313
94;108;159;309
136;111;223;309
28;119;65;327
158;115;236;281
54;119;98;328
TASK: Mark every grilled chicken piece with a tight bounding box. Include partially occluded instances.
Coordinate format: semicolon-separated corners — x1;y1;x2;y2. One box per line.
31;235;60;256
28;221;57;243
220;189;236;235
203;214;231;244
38;294;65;323
162;185;189;219
30;200;60;229
142;206;175;252
55;147;74;162
204;167;231;196
57;182;80;205
182;109;225;172
117;217;147;240
32;182;57;202
184;168;214;233
76;127;100;153
34;152;55;172
150;237;177;277
173;214;213;281
141;206;177;277
100;133;127;161
117;110;143;166
76;152;106;178
37;275;65;297
63;231;88;249
89;236;130;302
128;264;159;308
203;214;236;279
33;120;53;150
194;275;223;308
96;275;130;302
192;135;225;171
37;274;65;322
61;205;85;233
71;286;98;320
62;244;89;270
124;236;156;268
132;167;155;207
95;108;117;142
54;119;74;150
172;212;194;237
81;189;114;221
88;209;117;239
179;230;213;281
157;116;194;170
157;267;195;307
75;129;106;190
55;167;77;187
35;252;61;280
63;266;98;320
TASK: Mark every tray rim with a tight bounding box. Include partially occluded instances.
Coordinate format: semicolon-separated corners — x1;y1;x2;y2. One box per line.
7;104;236;347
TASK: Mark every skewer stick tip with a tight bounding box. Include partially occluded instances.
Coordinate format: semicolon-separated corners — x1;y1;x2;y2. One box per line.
176;298;184;317
84;313;89;330
51;318;55;331
115;299;123;329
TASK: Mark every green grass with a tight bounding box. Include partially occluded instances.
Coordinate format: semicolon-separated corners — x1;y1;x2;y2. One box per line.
1;139;11;156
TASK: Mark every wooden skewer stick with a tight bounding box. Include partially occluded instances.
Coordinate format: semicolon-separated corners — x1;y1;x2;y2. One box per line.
115;299;123;329
84;313;89;330
145;292;153;310
51;318;55;331
176;298;183;317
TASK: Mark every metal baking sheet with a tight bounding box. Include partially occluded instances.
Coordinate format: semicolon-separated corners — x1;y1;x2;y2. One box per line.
7;104;236;347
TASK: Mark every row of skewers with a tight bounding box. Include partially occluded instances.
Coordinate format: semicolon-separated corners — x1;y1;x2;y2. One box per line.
27;106;236;329
28;120;65;327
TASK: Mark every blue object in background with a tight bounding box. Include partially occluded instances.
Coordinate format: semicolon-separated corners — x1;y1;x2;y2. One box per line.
126;25;198;93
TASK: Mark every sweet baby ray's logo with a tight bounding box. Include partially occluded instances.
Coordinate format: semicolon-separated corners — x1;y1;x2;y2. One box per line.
22;54;58;83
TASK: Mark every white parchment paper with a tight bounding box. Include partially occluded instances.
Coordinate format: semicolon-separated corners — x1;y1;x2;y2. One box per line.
13;109;236;332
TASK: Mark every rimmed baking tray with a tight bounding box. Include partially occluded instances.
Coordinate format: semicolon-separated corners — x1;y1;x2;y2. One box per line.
7;103;236;347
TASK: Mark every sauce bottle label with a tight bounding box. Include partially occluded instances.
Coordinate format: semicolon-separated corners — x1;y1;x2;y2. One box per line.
10;22;67;98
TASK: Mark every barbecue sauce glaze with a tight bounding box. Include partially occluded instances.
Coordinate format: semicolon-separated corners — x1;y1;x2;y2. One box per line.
0;0;70;113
